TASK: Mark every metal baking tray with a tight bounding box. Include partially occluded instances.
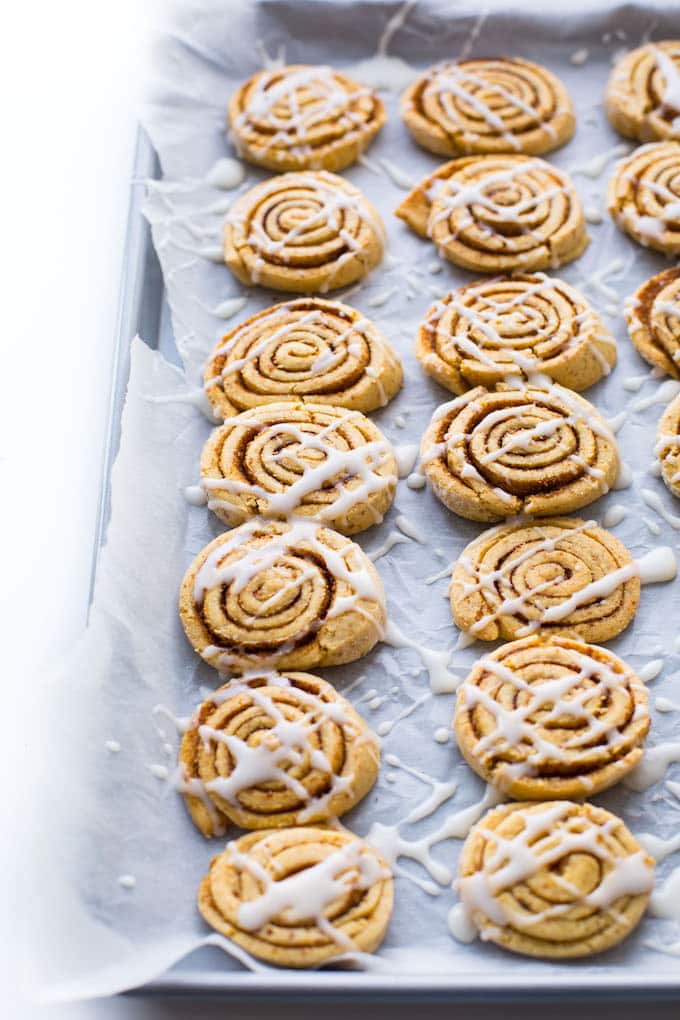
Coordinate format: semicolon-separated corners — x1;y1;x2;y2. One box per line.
98;0;680;994
96;123;680;1001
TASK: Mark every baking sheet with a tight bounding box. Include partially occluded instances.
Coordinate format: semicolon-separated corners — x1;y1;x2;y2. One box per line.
33;0;680;1002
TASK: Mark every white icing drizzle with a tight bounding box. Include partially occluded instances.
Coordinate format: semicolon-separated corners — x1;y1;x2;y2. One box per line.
105;740;121;754
602;503;628;528
570;143;630;179
641;487;680;529
148;764;169;781
118;875;137;890
633;379;680;412
649;864;680;923
433;727;450;744
636;830;680;863
213;296;249;319
377;693;431;738
347;1;417;92
653;47;680;117
383;753;458;823
205;158;245;190
638;658;664;682
625;741;680;791
379;158;415;190
382;620;460;694
454;803;654;942
395;514;427;544
406;472;426;490
570;48;590;66
394;443;419;478
369;531;411;562
366;785;501;895
612;461;634;489
655;696;680;713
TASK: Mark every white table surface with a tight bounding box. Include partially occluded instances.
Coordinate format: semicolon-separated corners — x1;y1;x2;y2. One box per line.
5;1;677;1016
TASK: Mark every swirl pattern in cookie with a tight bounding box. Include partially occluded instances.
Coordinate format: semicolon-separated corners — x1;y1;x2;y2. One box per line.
179;518;386;672
454;635;650;800
401;57;574;157
655;391;680;498
449;517;640;643
606;41;680;142
457;801;654;958
179;672;380;835
224;171;384;292
228;64;385;172
200;402;398;534
416;274;616;394
421;385;619;522
625;266;680;377
204;298;402;419
607;141;680;254
396;155;588;273
198;826;393;967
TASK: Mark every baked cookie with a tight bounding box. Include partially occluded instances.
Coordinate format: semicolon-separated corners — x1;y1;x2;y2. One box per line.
454;634;649;800
607;141;680;255
421;385;619;522
449;517;640;643
402;57;574;157
179;672;380;835
606;41;680;142
625;266;680;377
656;391;680;498
417;274;616;394
200;402;398;534
229;64;385;171
396;155;588;272
457;801;654;958
179;517;386;672
204;298;402;419
224;171;384;292
198;827;393;967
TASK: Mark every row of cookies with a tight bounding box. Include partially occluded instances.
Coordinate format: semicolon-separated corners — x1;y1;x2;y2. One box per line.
228;42;680;171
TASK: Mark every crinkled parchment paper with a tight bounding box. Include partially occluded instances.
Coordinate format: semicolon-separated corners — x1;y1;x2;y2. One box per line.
32;0;680;1001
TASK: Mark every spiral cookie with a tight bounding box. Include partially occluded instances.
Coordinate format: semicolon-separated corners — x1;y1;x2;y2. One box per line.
179;672;380;835
625;266;680;377
416;274;616;394
179;517;386;672
454;635;650;800
655;391;680;498
198;826;393;967
457;801;654;959
224;171;384;292
200;402;398;534
396;155;588;273
421;386;618;522
401;57;574;158
204;298;402;418
606;41;680;143
607;141;680;255
450;517;640;643
228;64;385;172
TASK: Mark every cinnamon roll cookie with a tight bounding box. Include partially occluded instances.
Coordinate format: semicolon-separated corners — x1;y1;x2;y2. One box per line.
228;64;385;172
607;141;680;254
224;171;384;292
606;41;680;143
200;402;398;534
449;517;640;644
402;57;574;157
179;672;380;835
179;518;386;672
656;391;680;498
420;385;618;522
204;298;402;419
396;155;588;272
198;826;393;966
416;274;616;394
625;266;680;377
454;635;650;800
457;801;654;958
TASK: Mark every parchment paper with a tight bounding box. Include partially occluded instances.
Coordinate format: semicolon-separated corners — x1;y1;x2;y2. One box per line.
32;0;680;1001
